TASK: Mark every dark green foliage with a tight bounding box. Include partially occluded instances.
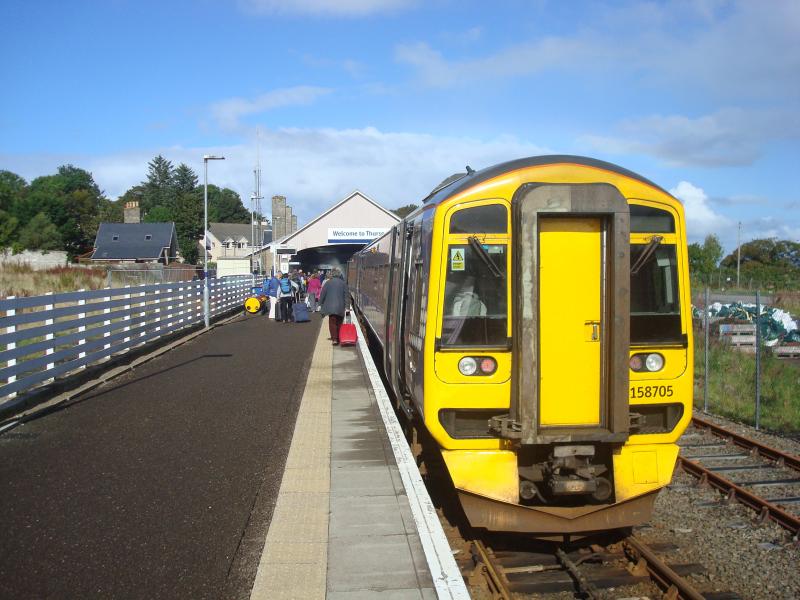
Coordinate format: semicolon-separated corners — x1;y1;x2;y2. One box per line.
18;212;62;251
207;185;250;223
688;234;724;283
173;163;198;194
0;170;27;212
392;203;418;219
0;209;19;246
144;205;173;223
720;238;800;290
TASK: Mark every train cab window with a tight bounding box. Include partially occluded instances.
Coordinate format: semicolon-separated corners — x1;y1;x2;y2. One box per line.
441;244;507;346
449;204;507;234
630;244;682;343
630;205;675;233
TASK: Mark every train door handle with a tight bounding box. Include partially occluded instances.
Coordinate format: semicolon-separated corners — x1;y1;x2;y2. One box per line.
584;321;600;342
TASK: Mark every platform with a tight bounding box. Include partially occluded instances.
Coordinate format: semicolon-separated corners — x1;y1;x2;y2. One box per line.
250;320;466;599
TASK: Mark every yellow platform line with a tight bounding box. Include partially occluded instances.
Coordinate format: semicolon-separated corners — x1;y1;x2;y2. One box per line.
250;323;332;600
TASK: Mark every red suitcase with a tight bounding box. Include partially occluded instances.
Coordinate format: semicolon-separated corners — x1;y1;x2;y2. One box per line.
339;312;358;346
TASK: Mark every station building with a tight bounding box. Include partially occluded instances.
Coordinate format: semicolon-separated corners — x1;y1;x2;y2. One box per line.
257;190;400;275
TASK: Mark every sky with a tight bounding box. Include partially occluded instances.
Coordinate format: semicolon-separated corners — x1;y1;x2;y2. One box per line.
1;0;798;252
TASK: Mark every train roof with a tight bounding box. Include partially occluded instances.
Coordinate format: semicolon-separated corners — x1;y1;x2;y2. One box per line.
422;155;671;207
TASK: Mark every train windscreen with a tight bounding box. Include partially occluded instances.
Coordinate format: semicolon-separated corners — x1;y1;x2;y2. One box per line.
441;244;507;346
630;244;682;344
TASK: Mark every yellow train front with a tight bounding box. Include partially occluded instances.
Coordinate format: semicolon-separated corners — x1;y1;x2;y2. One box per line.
350;155;693;536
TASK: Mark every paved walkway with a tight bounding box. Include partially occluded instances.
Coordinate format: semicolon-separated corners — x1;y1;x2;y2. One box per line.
0;314;322;600
250;324;437;599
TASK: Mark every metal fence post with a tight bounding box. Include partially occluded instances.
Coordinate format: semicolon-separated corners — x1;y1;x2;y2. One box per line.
704;286;709;413
45;292;55;383
77;290;86;369
6;296;16;398
102;288;111;360
755;290;762;430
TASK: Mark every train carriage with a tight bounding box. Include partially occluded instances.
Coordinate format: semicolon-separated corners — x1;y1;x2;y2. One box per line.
350;155;692;536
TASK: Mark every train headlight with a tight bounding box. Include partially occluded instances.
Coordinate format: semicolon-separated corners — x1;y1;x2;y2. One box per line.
458;357;478;376
629;353;665;372
645;353;664;372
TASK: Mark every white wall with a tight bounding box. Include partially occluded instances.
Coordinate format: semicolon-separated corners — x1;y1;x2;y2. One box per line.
0;249;69;269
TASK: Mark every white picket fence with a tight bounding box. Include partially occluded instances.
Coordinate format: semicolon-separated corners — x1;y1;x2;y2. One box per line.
0;276;251;405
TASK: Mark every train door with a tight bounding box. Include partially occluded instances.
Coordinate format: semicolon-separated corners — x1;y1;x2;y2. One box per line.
402;219;424;402
506;183;630;444
538;217;602;426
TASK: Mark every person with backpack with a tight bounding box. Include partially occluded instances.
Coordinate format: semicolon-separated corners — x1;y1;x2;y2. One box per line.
265;271;281;320
319;268;349;345
278;272;299;323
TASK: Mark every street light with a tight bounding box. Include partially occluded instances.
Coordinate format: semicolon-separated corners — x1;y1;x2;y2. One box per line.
203;154;225;328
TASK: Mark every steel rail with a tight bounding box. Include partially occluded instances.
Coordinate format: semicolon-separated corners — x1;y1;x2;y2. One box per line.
471;540;511;600
678;457;800;537
692;415;800;472
622;536;706;600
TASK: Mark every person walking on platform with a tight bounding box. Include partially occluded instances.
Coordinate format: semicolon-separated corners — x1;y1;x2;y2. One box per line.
278;272;298;323
266;271;281;320
306;272;322;313
319;268;348;345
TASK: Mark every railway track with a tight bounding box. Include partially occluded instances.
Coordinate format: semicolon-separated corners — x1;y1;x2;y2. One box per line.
462;534;735;599
679;415;800;539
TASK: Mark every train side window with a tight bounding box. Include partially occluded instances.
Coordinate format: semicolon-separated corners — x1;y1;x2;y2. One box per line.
630;205;675;233
449;204;507;234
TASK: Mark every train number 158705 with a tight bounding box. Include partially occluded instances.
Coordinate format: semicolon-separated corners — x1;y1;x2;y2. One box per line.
629;385;673;399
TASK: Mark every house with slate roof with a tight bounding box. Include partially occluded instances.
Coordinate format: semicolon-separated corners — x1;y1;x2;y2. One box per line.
91;222;180;264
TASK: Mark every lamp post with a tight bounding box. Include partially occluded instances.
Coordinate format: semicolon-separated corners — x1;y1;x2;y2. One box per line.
203;154;225;328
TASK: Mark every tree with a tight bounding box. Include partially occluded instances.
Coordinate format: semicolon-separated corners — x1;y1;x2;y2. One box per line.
0;210;19;247
0;170;26;213
392;204;418;219
143;205;173;223
18;212;62;251
719;238;800;289
207;186;250;223
18;165;106;256
141;155;175;215
688;234;723;282
173;191;203;264
173;163;198;194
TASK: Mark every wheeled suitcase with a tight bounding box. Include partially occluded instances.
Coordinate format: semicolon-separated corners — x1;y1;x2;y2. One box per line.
339;312;357;346
293;302;311;323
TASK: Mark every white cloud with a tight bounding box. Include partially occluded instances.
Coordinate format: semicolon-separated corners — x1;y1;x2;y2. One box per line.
238;0;415;17
210;86;332;131
0;127;550;224
583;108;800;167
670;180;733;242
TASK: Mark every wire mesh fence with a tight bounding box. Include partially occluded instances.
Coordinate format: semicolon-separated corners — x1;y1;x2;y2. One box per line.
693;287;800;434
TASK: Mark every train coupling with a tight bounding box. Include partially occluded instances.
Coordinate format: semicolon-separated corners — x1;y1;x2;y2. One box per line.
520;445;613;503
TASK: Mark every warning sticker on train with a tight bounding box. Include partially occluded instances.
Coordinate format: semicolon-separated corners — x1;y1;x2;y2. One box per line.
450;248;465;271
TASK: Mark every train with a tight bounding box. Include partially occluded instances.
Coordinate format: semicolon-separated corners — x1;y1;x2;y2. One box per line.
348;155;693;537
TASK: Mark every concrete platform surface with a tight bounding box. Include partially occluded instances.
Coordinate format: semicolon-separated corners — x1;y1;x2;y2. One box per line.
250;323;447;599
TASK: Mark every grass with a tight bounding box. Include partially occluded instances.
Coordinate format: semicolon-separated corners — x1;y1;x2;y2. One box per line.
774;291;800;316
693;323;800;433
0;263;107;298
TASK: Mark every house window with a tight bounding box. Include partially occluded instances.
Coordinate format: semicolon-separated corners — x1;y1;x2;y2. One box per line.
112;235;119;241
145;234;152;240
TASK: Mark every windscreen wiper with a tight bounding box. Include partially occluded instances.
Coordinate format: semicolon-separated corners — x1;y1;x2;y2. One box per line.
468;236;504;279
630;235;664;275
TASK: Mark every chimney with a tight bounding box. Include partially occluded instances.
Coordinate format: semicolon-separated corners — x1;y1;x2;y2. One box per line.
124;200;141;224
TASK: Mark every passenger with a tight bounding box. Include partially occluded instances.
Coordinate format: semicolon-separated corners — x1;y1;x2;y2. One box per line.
278;272;299;323
306;272;322;313
319;268;348;345
266;271;282;320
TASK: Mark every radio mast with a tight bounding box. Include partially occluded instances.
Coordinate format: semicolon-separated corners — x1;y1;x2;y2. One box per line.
251;130;264;276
